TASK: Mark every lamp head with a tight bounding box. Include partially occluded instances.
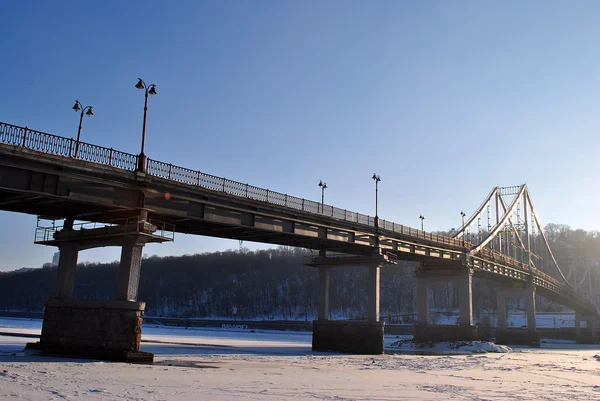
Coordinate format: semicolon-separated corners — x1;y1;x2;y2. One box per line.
148;85;157;96
135;78;145;90
372;173;381;182
85;107;94;117
72;101;81;112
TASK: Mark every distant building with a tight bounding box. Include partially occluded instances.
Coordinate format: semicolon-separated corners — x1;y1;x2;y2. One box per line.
44;252;60;268
52;251;60;265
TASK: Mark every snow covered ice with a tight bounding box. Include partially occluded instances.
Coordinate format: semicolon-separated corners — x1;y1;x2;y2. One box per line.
0;318;599;400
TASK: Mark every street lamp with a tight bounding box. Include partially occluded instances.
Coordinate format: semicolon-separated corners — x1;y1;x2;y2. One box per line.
460;211;466;246
135;78;157;172
419;215;425;231
372;173;381;227
72;100;94;157
318;180;327;213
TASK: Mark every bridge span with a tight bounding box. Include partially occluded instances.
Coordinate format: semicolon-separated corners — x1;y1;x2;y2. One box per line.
0;121;597;360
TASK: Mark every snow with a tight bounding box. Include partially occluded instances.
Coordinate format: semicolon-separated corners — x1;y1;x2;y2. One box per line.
0;318;598;400
388;338;512;354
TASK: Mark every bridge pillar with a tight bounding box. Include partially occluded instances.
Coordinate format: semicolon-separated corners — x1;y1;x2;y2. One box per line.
525;285;536;333
413;263;477;342
368;265;381;323
307;252;392;354
116;240;145;301
317;266;330;321
416;275;430;325
496;292;507;331
27;217;170;363
54;243;79;300
458;269;474;326
495;285;540;346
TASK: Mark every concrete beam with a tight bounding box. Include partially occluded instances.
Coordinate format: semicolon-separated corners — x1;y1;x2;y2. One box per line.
116;241;144;301
458;270;474;326
525;286;536;332
54;244;79;300
368;265;381;323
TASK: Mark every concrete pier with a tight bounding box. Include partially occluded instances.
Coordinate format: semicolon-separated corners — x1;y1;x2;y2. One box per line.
307;252;393;354
29;299;152;363
413;263;477;342
27;217;171;362
495;285;540;346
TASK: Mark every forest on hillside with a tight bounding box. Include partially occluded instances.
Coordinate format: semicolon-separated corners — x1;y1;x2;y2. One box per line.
0;224;597;322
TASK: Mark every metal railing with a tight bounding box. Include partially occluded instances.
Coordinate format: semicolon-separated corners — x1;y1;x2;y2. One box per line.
34;216;175;243
0;121;593;309
0;122;138;171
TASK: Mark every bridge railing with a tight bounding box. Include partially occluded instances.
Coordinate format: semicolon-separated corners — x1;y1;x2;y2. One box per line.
0;122;138;171
34;216;175;244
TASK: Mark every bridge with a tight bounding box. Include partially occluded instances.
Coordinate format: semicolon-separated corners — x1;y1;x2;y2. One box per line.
0;121;597;360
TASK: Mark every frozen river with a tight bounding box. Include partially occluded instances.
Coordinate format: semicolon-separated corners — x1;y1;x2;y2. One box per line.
0;318;598;400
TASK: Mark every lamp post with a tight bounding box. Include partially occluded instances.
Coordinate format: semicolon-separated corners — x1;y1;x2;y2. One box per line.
318;180;327;213
372;173;381;227
460;211;466;246
135;78;157;172
419;215;425;231
72;100;94;157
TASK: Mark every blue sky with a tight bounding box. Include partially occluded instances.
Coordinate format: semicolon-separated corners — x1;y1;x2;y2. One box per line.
1;1;599;270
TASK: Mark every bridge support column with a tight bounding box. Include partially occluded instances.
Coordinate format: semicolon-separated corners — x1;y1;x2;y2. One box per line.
27;217;168;363
496;293;507;331
495;285;540;346
116;241;144;301
458;269;473;326
54;243;79;300
368;265;380;323
317;266;330;321
308;253;391;354
413;263;477;342
416;275;430;325
525;287;536;333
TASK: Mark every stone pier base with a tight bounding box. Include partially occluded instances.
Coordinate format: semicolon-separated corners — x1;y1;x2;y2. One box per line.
495;330;540;347
26;299;152;363
576;335;599;344
413;324;478;343
312;320;384;354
